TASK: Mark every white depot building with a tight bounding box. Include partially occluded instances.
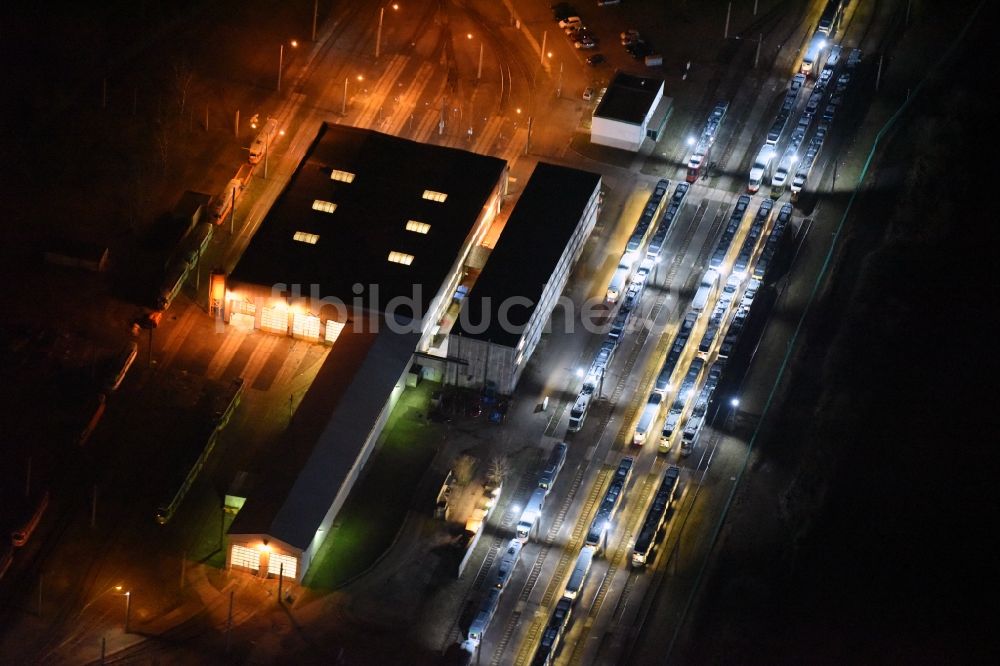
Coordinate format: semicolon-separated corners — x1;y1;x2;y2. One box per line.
447;162;601;394
591;72;671;152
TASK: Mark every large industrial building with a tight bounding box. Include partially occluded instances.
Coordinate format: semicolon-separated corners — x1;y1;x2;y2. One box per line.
590;72;670;152
225;123;508;352
448;162;602;394
225;124;508;582
226;324;418;582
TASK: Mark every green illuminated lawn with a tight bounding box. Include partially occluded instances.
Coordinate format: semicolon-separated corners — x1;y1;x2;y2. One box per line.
303;388;438;589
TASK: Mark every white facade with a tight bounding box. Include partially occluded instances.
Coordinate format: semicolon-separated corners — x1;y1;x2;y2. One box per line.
590;76;665;152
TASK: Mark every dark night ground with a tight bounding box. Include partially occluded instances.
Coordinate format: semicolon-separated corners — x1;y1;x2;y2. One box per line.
677;13;997;665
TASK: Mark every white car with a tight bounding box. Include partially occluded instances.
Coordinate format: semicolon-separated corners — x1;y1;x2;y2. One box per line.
559;16;581;29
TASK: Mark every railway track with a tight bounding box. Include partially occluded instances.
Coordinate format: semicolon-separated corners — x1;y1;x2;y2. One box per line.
510;465;613;666
566;469;658;666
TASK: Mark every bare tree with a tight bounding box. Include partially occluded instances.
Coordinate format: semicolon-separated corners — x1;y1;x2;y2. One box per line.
154;120;170;172
122;156;149;234
486;456;511;487
451;454;476;486
172;59;195;118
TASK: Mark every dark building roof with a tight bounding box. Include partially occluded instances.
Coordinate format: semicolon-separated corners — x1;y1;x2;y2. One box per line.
594;72;664;125
229;124;507;318
453;162;601;348
228;324;419;550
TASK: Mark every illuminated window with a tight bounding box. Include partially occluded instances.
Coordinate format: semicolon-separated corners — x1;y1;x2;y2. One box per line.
312;200;337;213
325;320;346;344
230;545;260;572
406;220;431;234
268;552;298;579
388;251;414;266
293;232;319;244
330;170;356;183
422;190;448;203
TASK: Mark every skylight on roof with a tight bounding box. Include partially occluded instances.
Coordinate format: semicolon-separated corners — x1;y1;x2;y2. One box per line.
312;200;337;213
330;170;356;183
293;232;319;244
422;190;448;203
388;251;414;266
405;220;431;234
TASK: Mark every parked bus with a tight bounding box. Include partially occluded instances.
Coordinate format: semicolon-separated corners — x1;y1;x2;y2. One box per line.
12;491;50;547
105;342;138;392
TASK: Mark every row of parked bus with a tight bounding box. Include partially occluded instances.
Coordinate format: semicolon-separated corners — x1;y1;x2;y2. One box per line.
462;442;569;655
529;457;634;665
571;182;691;433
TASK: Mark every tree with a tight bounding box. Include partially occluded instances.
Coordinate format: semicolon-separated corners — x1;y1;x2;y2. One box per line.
486;456;511;487
172;59;195;118
451;454;476;485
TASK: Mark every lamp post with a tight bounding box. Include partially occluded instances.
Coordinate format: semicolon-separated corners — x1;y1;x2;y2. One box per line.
262;123;285;180
123;590;131;633
467;33;484;81
375;3;399;60
728;397;739;431
343;75;363;115
277;40;298;92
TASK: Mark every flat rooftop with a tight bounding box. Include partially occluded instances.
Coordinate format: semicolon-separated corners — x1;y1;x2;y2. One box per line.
594;72;664;125
229;124;507;316
453;162;601;348
228;324;419;550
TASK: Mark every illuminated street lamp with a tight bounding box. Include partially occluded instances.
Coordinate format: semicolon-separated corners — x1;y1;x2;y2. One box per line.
375;3;400;59
575;368;585;379
687;136;696;147
343;74;364;115
278;39;299;92
123;590;131;633
263;122;285;180
467;33;484;80
728;397;740;431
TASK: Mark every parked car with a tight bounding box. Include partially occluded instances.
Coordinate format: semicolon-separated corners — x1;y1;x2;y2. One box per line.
621;29;640;44
583;87;594;100
575;39;597;49
626;41;650;58
551;2;574;21
586;53;606;66
558;16;582;29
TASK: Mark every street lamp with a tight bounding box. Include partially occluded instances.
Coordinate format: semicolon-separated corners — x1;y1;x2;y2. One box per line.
263;122;285;180
277;39;299;92
343;75;363;115
375;3;400;60
467;33;484;81
575;368;585;379
687;136;696;147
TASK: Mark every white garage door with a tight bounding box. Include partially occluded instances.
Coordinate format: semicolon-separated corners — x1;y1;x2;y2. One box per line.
325;320;346;344
230;312;255;330
260;306;288;334
230;544;260;573
292;312;320;340
268;552;298;579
